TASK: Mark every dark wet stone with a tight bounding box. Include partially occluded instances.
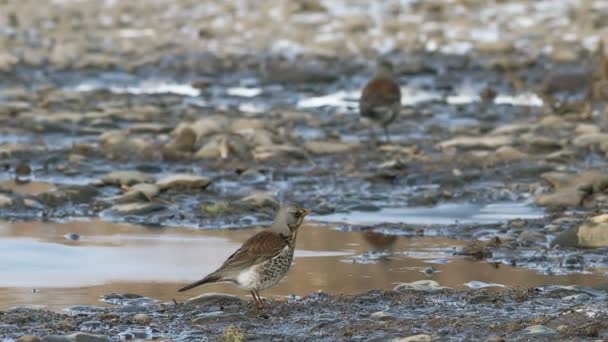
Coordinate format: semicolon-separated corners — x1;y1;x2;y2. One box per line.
66;305;106;314
105;202;165;216
551;227;580;248
17;336;42;342
116;304;147;313
36;186;99;206
132;313;151;325
42;336;73;342
521;325;556;336
191;311;247;325
348;204;381;212
64;233;80;241
67;332;111;342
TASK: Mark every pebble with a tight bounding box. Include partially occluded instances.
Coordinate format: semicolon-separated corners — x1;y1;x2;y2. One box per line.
0;193;13;207
240;192;279;209
185;293;241;307
106;202;165;216
370;311;395;321
67;332;112;342
132;313;151;325
393;280;450;292
304;140;358;154
99;170;154;186
393;334;432;342
522;325;556;335
191;312;246;325
17;336;42;342
156;174;212;191
42;336;73;342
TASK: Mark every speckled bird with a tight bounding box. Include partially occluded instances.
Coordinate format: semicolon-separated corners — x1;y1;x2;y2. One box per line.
359;60;402;142
178;203;312;309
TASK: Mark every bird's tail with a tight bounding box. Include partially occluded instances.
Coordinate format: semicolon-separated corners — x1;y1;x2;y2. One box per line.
178;273;222;292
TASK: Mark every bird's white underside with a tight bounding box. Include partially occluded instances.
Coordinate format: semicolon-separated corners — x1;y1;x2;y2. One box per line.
235;265;260;290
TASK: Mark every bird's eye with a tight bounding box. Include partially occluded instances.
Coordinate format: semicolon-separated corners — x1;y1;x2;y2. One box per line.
294;211;302;218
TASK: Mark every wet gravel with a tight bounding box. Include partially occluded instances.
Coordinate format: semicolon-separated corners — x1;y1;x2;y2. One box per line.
3;287;608;341
1;0;608;340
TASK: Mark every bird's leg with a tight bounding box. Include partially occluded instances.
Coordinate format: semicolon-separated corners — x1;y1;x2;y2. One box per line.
250;291;261;308
254;290;264;310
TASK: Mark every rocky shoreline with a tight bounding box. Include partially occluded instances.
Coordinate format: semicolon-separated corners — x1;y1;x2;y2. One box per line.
3;284;608;341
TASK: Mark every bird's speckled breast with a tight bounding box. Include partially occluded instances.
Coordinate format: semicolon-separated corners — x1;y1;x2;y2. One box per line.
256;245;295;290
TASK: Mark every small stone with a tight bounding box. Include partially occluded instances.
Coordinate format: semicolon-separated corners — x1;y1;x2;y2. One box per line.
556;324;568;333
201;201;232;216
371;311;395;321
522;325;556;335
185;293;241;307
164;126;197;153
17;336;43;342
64;233;80;241
106;202;165;215
495;146;528;161
156;174;212;191
393;334;432;342
100;170;154;186
572;133;608;148
240;192;279;209
484;337;505;342
394;280;450;292
0;193;13;207
132;313;151;325
535;188;584;208
67;332;112;342
304;140;358;154
437;135;513;149
108;183;160;203
191;312;246;325
42;336;73;342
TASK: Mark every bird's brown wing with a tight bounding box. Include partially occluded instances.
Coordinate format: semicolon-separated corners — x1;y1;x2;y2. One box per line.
216;230;288;274
360;77;401;113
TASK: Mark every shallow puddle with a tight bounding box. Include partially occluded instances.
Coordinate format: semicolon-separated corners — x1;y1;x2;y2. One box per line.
0;218;606;311
311;200;544;225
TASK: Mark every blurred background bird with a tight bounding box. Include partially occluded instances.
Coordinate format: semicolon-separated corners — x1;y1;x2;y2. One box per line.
359;60;402;142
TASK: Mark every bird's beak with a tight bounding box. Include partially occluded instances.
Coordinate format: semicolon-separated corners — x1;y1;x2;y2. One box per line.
302;209;313;216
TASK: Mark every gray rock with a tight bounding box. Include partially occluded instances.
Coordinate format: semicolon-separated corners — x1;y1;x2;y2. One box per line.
535;188;584;208
106;202;165;215
67;332;111;342
240;192;279;209
42;336;74;342
393;334;432;342
17;336;43;342
0;193;13;207
99;170;154;186
185;293;241;307
156;174;212;191
394;280;450;292
370;311;395;321
437;135;513;149
304;140;358;154
553;215;608;248
106;183;160;203
522;325;556;335
132;313;151;325
191;311;246;325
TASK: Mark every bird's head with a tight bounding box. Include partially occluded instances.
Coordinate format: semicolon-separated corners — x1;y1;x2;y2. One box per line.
270;202;312;236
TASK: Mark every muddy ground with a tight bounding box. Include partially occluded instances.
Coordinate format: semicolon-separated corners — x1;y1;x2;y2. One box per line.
1;0;608;341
